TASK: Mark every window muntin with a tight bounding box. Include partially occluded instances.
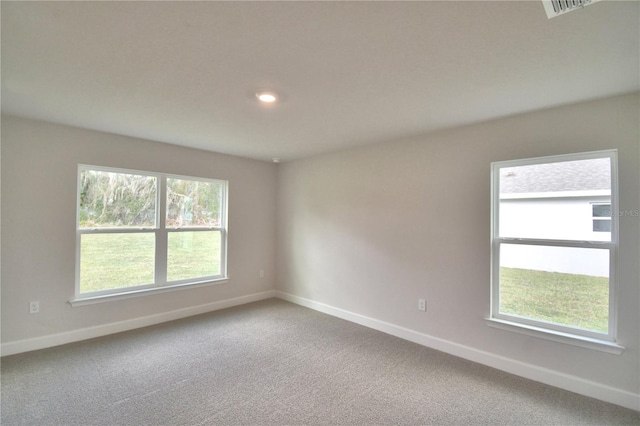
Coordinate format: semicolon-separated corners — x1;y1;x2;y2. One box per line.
76;166;228;298
491;150;617;341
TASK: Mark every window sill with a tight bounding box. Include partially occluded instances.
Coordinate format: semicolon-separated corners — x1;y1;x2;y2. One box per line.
69;278;229;307
485;318;625;355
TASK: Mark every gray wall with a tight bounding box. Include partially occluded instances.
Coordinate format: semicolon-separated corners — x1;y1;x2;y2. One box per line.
1;115;277;343
1;93;638;398
276;93;640;394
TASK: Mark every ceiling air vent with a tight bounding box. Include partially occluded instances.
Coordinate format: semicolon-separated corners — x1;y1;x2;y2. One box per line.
542;0;602;19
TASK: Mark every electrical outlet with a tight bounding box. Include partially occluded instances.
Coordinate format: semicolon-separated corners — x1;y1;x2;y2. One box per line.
29;301;40;314
418;298;426;312
259;269;265;278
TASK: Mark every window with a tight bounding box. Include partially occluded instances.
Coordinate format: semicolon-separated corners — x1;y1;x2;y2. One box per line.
592;203;612;232
489;150;620;348
75;166;227;301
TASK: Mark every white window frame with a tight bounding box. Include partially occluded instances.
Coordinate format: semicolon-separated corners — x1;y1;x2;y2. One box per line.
487;150;624;354
71;165;228;306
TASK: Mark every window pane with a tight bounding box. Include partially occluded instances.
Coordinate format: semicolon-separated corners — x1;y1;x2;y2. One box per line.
167;178;223;227
592;204;611;218
79;169;156;228
80;233;155;293
593;219;612;232
167;231;221;281
499;244;609;333
499;158;611;241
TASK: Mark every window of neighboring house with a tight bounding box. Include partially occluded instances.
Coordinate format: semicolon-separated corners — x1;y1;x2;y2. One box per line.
74;166;228;301
489;150;620;349
592;203;612;232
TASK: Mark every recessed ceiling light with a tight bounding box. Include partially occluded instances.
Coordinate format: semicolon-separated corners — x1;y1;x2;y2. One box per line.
256;92;278;103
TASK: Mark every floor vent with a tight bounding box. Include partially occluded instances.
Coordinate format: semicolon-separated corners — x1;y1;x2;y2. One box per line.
542;0;601;19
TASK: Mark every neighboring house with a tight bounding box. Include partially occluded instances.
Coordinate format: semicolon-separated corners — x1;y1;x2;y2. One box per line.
499;158;611;277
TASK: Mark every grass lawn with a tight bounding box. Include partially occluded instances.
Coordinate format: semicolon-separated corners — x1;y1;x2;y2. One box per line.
499;267;609;333
80;231;220;293
167;231;220;281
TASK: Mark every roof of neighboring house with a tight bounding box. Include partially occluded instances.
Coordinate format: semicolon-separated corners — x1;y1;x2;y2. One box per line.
500;158;611;194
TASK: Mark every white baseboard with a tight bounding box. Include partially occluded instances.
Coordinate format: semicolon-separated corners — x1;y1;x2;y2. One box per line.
275;291;640;412
3;289;637;411
1;290;277;357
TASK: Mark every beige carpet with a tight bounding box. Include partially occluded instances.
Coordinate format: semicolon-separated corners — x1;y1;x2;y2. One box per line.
1;298;639;425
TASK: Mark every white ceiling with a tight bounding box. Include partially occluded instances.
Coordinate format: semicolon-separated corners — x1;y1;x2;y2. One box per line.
2;1;638;162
